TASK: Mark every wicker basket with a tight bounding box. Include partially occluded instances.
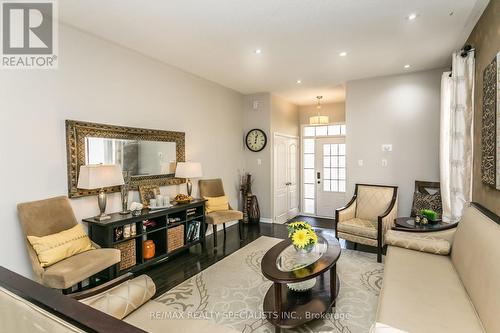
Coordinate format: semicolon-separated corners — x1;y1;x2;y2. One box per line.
113;239;136;271
167;225;185;252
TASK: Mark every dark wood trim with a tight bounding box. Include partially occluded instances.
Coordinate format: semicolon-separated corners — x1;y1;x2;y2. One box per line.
471;202;500;226
392;219;458;233
0;267;146;333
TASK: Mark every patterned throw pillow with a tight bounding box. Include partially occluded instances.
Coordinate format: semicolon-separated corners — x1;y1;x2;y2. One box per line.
411;192;443;218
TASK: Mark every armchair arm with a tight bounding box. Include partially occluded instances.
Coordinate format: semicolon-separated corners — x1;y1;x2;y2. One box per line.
385;229;455;255
379;195;398;243
335;195;357;238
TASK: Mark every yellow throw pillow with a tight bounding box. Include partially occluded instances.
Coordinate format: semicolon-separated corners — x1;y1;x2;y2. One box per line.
204;195;229;213
27;224;94;268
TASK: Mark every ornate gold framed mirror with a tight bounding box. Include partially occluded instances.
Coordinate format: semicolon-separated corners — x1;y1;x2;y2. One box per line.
66;120;185;198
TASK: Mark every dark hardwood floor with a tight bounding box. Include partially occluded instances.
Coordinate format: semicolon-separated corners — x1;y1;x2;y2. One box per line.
140;219;378;297
286;215;335;229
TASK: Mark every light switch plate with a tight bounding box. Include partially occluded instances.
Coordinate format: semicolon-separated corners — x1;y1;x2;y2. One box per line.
358;159;364;167
382;159;388;167
382;144;393;152
257;158;262;165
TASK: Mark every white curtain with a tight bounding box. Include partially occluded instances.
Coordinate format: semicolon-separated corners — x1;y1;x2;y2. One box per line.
440;52;475;223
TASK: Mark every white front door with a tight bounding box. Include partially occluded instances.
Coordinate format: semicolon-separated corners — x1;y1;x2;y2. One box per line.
315;137;346;217
274;135;299;223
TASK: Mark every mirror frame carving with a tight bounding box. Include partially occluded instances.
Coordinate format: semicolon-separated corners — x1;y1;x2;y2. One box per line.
66;120;185;198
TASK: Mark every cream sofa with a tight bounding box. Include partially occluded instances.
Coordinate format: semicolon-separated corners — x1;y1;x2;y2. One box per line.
0;268;236;333
373;203;500;333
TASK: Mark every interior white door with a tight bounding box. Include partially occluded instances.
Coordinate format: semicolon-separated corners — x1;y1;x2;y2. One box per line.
287;138;299;219
274;135;299;223
315;137;346;217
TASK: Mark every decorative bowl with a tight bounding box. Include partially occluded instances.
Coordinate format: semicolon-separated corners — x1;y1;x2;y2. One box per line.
287;277;317;292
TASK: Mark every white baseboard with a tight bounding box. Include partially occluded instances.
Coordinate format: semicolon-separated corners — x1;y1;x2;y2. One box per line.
259;218;273;224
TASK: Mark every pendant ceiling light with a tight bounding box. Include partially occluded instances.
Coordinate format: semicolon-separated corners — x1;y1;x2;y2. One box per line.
309;96;329;125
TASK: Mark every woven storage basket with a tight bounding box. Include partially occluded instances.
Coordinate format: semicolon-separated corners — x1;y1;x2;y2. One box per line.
113;239;136;271
167;225;185;252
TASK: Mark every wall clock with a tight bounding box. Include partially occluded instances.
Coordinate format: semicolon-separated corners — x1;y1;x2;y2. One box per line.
245;129;267;152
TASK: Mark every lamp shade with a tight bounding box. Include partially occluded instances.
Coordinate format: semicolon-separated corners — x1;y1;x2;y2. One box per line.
77;164;125;189
175;162;203;178
309;115;329;125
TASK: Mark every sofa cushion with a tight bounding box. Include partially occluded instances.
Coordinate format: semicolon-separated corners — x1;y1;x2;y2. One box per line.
451;205;500;333
356;185;394;221
337;217;378;239
204;195;229;213
205;210;243;225
27;224;94;268
42;248;120;289
385;230;451;255
80;275;155;320
377;246;484;333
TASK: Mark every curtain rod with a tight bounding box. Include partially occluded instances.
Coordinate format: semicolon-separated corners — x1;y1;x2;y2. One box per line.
460;44;475;57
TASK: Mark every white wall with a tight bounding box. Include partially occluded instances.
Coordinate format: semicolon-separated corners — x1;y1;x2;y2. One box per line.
346;68;443;216
0;24;244;278
243;93;272;219
242;93;299;220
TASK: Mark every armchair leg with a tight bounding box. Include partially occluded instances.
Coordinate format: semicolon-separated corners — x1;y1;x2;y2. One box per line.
213;225;217;247
223;223;226;237
238;220;243;240
377;246;382;263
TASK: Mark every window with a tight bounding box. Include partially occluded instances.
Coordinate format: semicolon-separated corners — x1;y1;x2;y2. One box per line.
303;138;315;214
303;124;346;137
322;143;346;192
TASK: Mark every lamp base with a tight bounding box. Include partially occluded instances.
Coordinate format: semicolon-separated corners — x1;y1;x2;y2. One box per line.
186;178;193;197
94;213;111;221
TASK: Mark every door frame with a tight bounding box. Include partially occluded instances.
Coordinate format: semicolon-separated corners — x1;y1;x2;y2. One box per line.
299;123;347;217
272;132;300;223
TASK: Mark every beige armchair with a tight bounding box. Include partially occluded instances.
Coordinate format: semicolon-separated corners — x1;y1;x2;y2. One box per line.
17;196;121;293
199;179;243;247
335;184;398;262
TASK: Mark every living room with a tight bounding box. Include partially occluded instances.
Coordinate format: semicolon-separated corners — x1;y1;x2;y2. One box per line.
1;1;499;332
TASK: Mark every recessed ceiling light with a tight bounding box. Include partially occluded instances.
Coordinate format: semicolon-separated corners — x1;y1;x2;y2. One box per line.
296;80;302;84
254;49;262;54
339;51;347;57
404;64;411;69
407;13;418;20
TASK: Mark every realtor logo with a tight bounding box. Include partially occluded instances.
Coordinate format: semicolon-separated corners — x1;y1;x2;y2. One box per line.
1;0;58;68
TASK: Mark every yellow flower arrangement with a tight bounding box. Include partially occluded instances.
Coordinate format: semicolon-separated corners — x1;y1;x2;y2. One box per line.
287;221;317;250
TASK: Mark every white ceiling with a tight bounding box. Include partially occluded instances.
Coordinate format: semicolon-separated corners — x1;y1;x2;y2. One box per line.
59;0;488;105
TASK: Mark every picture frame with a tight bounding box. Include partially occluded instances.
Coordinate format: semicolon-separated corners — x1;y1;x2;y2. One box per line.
138;184;160;207
481;52;500;189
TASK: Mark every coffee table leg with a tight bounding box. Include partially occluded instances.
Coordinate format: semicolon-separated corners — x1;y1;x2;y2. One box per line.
330;264;337;306
274;282;282;333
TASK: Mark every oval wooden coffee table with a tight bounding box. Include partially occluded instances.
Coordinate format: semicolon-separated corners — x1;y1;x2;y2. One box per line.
261;235;341;333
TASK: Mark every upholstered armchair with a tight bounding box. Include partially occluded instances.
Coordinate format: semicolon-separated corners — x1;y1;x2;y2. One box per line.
17;196;121;293
335;184;398;262
199;179;243;247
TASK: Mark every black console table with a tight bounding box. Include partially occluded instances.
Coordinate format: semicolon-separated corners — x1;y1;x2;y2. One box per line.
83;199;206;277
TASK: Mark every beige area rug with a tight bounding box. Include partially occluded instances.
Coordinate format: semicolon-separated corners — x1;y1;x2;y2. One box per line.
155;236;383;333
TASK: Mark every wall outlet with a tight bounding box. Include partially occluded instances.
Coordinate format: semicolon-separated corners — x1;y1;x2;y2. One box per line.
358;159;364;167
382;144;393;152
382;159;388;167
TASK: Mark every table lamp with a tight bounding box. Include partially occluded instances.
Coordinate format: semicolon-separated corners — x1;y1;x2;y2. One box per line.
175;162;203;196
77;164;125;221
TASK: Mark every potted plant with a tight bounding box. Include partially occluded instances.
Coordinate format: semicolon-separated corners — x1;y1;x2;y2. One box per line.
287;222;318;253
